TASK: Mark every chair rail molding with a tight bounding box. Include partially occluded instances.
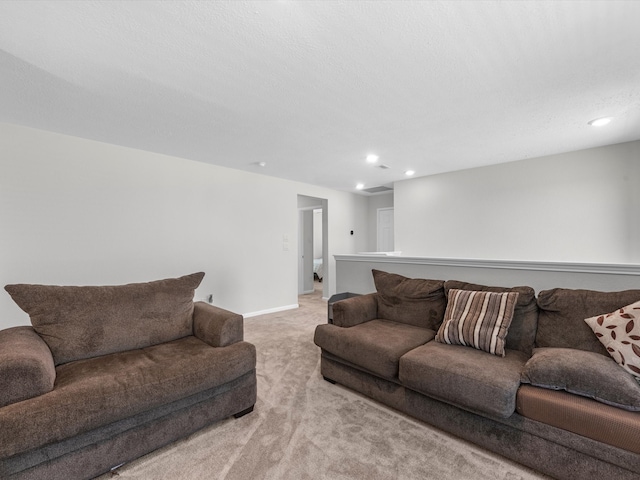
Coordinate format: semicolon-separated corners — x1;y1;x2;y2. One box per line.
334;255;640;276
334;255;640;295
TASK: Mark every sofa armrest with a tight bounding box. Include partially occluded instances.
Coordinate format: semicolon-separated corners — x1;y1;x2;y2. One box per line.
193;301;244;347
332;293;379;327
0;326;56;408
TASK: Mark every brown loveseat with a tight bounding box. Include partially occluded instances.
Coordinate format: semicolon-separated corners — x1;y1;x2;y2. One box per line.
0;272;257;480
314;269;640;480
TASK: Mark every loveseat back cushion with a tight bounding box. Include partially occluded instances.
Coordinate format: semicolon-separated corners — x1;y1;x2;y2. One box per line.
444;281;538;355
372;269;446;330
536;288;640;355
0;327;56;408
4;272;205;365
521;347;640;411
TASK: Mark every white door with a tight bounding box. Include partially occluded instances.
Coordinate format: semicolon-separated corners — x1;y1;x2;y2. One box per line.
377;207;394;252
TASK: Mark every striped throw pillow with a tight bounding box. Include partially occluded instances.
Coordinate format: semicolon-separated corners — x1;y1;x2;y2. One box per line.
436;289;519;357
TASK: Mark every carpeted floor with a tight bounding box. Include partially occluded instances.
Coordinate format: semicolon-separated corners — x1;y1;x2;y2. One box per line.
103;283;549;480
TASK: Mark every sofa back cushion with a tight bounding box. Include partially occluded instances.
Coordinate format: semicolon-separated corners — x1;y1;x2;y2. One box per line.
5;272;204;365
444;280;538;356
372;269;446;330
536;288;640;355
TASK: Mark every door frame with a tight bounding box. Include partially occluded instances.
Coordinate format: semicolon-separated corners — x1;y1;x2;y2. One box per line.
297;195;329;298
377;207;395;252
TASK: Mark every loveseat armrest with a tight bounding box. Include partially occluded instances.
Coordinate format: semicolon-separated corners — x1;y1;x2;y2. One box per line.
193;301;244;347
332;293;379;328
0;326;56;408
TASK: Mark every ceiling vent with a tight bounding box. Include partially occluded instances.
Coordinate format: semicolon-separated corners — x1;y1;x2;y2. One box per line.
362;185;393;194
378;164;391;169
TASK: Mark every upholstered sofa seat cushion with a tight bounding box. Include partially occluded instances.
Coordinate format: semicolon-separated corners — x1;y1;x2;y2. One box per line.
399;341;529;418
314;320;436;379
517;384;640;455
0;336;256;459
521;347;640;411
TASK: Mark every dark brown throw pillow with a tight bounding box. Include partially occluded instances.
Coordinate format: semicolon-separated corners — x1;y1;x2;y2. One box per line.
5;272;204;365
372;269;446;330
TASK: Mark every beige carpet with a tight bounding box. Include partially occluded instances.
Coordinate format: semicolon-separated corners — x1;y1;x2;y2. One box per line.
103;284;549;480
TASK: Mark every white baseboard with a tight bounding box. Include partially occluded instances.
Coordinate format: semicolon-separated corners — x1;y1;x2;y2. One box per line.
243;304;299;318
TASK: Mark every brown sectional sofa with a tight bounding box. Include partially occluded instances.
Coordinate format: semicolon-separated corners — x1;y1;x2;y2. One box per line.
314;269;640;480
0;273;257;480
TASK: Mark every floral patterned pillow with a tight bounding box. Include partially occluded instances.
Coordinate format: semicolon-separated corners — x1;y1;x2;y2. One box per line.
584;299;640;378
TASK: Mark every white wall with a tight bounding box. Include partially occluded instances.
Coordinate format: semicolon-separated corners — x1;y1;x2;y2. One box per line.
0;123;369;329
395;141;640;264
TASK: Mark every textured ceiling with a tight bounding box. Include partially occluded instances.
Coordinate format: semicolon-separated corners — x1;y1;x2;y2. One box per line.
1;0;639;193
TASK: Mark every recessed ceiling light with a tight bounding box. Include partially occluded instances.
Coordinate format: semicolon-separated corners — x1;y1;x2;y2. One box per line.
588;117;612;127
356;183;365;190
405;170;415;176
366;154;379;164
257;161;267;167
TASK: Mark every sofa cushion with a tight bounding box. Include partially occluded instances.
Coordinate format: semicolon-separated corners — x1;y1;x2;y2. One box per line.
536;288;640;355
372;269;446;330
4;272;205;365
0;327;56;408
584;299;640;379
444;280;538;355
0;336;256;459
314;320;435;379
399;341;529;418
517;385;640;455
521;347;640;411
435;289;518;357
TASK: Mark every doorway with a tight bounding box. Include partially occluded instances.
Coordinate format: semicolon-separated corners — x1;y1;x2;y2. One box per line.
297;195;328;299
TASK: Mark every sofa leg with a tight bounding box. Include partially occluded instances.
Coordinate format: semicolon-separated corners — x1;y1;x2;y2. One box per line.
323;376;337;384
233;406;254;418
